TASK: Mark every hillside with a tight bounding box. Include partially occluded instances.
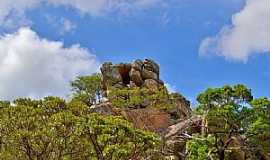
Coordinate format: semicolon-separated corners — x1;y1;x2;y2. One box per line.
0;59;269;160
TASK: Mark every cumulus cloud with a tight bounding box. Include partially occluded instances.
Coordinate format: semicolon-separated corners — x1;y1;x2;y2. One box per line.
199;0;270;62
0;27;99;100
0;0;164;28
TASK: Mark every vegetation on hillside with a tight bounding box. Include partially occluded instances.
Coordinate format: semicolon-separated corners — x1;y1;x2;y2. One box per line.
0;73;269;160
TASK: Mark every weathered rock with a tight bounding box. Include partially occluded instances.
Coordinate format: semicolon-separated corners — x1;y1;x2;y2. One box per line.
140;99;150;108
141;69;158;80
113;83;125;89
173;93;192;119
143;79;159;92
100;59;162;89
117;63;132;85
158;79;165;85
98;59;195;160
122;108;170;133
132;59;143;71
101;62;122;89
130;68;143;86
129;81;137;88
90;102;116;115
144;59;160;74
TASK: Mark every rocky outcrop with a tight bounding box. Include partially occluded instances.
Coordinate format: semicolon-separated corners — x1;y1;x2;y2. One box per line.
99;59;194;159
101;62;123;89
101;59;163;91
122;108;171;134
172;93;192;119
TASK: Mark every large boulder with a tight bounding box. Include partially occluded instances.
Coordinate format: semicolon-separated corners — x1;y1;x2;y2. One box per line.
143;79;159;92
122;108;171;133
130;68;143;86
89;102;116;115
100;59;162;89
132;59;143;71
144;59;160;75
101;62;122;89
173;93;192;119
141;69;158;80
116;63;132;85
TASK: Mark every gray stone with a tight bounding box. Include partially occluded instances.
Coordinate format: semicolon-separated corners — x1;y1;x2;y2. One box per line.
143;79;159;92
132;59;143;71
130;68;143;86
101;62;122;89
144;59;160;74
141;69;158;80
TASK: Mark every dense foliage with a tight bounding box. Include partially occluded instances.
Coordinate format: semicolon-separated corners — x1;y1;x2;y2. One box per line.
0;73;161;160
0;97;160;160
108;86;176;111
71;73;103;106
0;72;269;160
186;84;270;160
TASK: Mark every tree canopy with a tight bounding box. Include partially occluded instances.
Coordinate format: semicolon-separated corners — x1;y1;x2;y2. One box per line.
186;84;269;160
0;72;269;160
0;97;161;160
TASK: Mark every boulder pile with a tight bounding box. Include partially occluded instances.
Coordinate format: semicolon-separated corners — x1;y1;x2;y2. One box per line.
101;59;163;92
98;59;196;159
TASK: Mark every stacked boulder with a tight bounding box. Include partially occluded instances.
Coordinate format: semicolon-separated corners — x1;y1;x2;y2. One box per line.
99;59;195;159
101;59;164;92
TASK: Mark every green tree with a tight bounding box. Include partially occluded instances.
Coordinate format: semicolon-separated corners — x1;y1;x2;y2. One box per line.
186;135;217;160
192;84;253;160
108;86;175;111
71;73;103;106
76;113;160;160
248;98;270;155
0;96;161;160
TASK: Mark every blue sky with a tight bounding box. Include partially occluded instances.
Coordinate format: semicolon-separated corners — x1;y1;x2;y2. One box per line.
0;0;269;104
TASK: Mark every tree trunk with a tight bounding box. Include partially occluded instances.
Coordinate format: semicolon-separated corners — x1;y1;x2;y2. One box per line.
89;135;105;160
218;149;225;160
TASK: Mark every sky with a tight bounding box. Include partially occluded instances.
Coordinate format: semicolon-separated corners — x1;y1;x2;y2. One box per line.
0;0;270;105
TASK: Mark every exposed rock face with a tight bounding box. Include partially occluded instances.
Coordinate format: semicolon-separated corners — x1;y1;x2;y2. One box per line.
143;79;159;92
173;93;192;119
89;102;116;115
122;108;171;134
101;62;122;89
101;59;162;91
129;68;143;86
99;58;192;131
99;59;194;159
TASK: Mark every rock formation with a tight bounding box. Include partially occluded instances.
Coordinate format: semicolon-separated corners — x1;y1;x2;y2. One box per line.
96;59;269;160
97;59;196;159
101;59;164;92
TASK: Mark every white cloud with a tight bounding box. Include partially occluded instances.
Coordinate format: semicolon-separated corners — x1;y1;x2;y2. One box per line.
165;83;177;93
199;0;270;62
0;27;99;100
0;0;164;29
60;18;77;34
0;0;39;29
47;0;163;16
45;15;77;35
